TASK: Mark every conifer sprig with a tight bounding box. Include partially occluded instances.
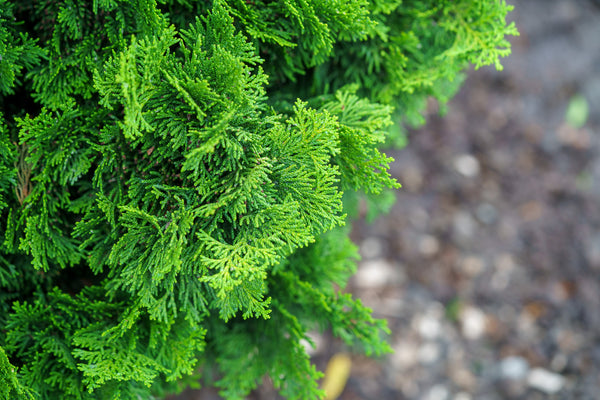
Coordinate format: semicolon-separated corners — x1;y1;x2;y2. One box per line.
0;0;516;398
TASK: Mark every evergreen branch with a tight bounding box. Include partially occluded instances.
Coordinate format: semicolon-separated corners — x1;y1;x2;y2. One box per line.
0;0;516;397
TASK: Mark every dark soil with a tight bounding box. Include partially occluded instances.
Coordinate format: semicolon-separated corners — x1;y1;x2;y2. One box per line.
171;1;600;399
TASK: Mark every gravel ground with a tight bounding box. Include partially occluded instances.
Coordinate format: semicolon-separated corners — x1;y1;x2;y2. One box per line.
347;1;600;399
171;1;600;399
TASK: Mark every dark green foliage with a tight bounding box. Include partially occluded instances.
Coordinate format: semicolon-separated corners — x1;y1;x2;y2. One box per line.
0;0;516;398
0;0;45;97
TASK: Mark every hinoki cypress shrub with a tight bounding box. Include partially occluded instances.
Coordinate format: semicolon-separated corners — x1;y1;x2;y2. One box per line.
0;1;517;399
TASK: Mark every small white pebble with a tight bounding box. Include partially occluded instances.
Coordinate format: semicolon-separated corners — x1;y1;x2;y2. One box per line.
461;255;485;276
416;314;442;340
354;259;394;288
390;340;419;369
498;356;529;380
418;342;441;364
460;306;487;340
453;392;472;400
424;384;450;400
299;331;323;356
527;368;566;394
453;154;480;177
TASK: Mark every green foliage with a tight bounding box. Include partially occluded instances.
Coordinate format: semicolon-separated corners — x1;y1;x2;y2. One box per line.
281;0;518;144
0;345;35;400
0;0;516;399
0;0;46;96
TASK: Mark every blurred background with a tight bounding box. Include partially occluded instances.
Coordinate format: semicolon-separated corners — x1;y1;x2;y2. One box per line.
344;0;600;398
173;0;600;399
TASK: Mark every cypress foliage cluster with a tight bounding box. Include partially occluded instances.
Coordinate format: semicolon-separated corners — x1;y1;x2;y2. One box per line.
0;1;517;399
